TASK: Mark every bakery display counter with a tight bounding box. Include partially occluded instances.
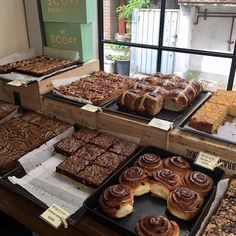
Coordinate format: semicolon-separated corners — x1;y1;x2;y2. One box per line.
0;59;99;111
168;128;236;176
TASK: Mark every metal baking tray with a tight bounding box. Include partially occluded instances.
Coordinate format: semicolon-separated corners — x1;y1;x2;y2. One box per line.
84;146;224;236
178;105;236;145
103;91;212;126
0;126;142;225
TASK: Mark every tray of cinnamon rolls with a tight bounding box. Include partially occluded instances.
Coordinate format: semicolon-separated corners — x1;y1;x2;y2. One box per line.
103;73;211;126
84;146;224;236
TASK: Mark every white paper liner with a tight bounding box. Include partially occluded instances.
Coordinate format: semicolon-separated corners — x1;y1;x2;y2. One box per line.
0;48;79;84
196;178;229;236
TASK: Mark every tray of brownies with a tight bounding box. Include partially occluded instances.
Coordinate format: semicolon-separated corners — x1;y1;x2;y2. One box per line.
84;146;224;236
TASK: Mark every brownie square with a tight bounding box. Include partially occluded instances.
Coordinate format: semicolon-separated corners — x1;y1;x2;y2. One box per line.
54;136;85;156
73;128;98;142
90;133;115;150
109;138;139;156
76;164;112;188
94;151;127;170
73;144;105;161
56;156;89;179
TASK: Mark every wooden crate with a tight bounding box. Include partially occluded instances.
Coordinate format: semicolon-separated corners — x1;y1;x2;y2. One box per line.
0;59;99;111
167;129;236;176
43;96;97;128
97;112;168;150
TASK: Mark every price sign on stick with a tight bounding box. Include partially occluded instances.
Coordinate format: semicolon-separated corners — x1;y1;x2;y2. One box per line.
194;152;222;170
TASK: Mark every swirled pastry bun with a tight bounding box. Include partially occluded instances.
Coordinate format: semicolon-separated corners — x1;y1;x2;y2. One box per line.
149;169;181;200
163;156;192;177
167;187;204;221
135;215;180;236
119;166;150;196
99;184;134;218
135;153;163;175
182;171;213;197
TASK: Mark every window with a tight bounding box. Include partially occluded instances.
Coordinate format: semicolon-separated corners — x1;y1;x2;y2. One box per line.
98;0;236;90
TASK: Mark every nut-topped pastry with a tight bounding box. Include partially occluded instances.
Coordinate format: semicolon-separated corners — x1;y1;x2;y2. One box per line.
182;171;214;197
163;156;192;177
135;215;180;236
149;169;181;200
119;166;150;196
135;153;163;175
167;187;204;221
99;184;134;218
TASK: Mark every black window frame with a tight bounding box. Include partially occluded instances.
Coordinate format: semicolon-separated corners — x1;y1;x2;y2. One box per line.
98;0;236;90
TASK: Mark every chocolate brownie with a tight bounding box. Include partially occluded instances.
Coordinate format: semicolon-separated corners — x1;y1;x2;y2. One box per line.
54;136;85;156
73;128;98;142
90;133;115;150
73;144;105;161
56;156;90;179
94;151;127;170
109;138;139;156
76;164;113;188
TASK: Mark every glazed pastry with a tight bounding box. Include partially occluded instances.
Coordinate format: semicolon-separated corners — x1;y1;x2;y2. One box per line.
119;166;150;196
135;153;163;175
163;156;192;177
99;184;134;218
149;169;181;200
167;187;204;221
182;171;214;197
135;215;180;236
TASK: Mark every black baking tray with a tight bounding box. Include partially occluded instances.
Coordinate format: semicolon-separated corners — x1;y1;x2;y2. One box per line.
0;126;142;225
103;91;212;126
84;146;224;236
178;107;236;145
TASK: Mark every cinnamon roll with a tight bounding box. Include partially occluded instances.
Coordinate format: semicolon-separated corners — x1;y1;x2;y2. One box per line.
135;153;163;175
99;184;134;218
119;166;150;196
135;215;180;236
167;187;204;221
149;169;181;200
163;156;192;177
182;171;214;197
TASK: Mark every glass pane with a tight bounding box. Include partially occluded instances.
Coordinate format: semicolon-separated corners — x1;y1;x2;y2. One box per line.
103;0;160;45
161;51;232;90
164;0;236;53
104;44;158;76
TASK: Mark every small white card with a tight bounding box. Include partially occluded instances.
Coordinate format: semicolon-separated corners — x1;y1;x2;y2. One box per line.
7;80;24;87
40;204;70;229
81;104;102;112
148;118;173;131
194;152;220;170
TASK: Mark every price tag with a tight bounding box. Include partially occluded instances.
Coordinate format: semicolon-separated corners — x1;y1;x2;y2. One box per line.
148;118;173;131
40;204;70;229
194;152;221;170
81;104;102;113
7;80;24;87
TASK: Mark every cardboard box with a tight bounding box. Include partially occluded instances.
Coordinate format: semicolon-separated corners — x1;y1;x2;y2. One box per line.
40;0;94;24
167;129;236;176
0;59;99;111
44;22;93;62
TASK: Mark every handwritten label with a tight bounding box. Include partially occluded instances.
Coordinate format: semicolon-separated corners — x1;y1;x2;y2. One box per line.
81;104;102;113
148;118;173;131
194;152;220;170
40;204;70;229
7;80;24;87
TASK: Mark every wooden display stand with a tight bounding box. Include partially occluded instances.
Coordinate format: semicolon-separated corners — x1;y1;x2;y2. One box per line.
167;129;236;176
0;59;99;112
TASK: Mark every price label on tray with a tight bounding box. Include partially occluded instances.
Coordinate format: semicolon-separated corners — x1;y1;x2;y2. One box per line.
40;204;70;229
194;152;221;170
7;80;25;87
148;118;173;131
81;104;102;113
